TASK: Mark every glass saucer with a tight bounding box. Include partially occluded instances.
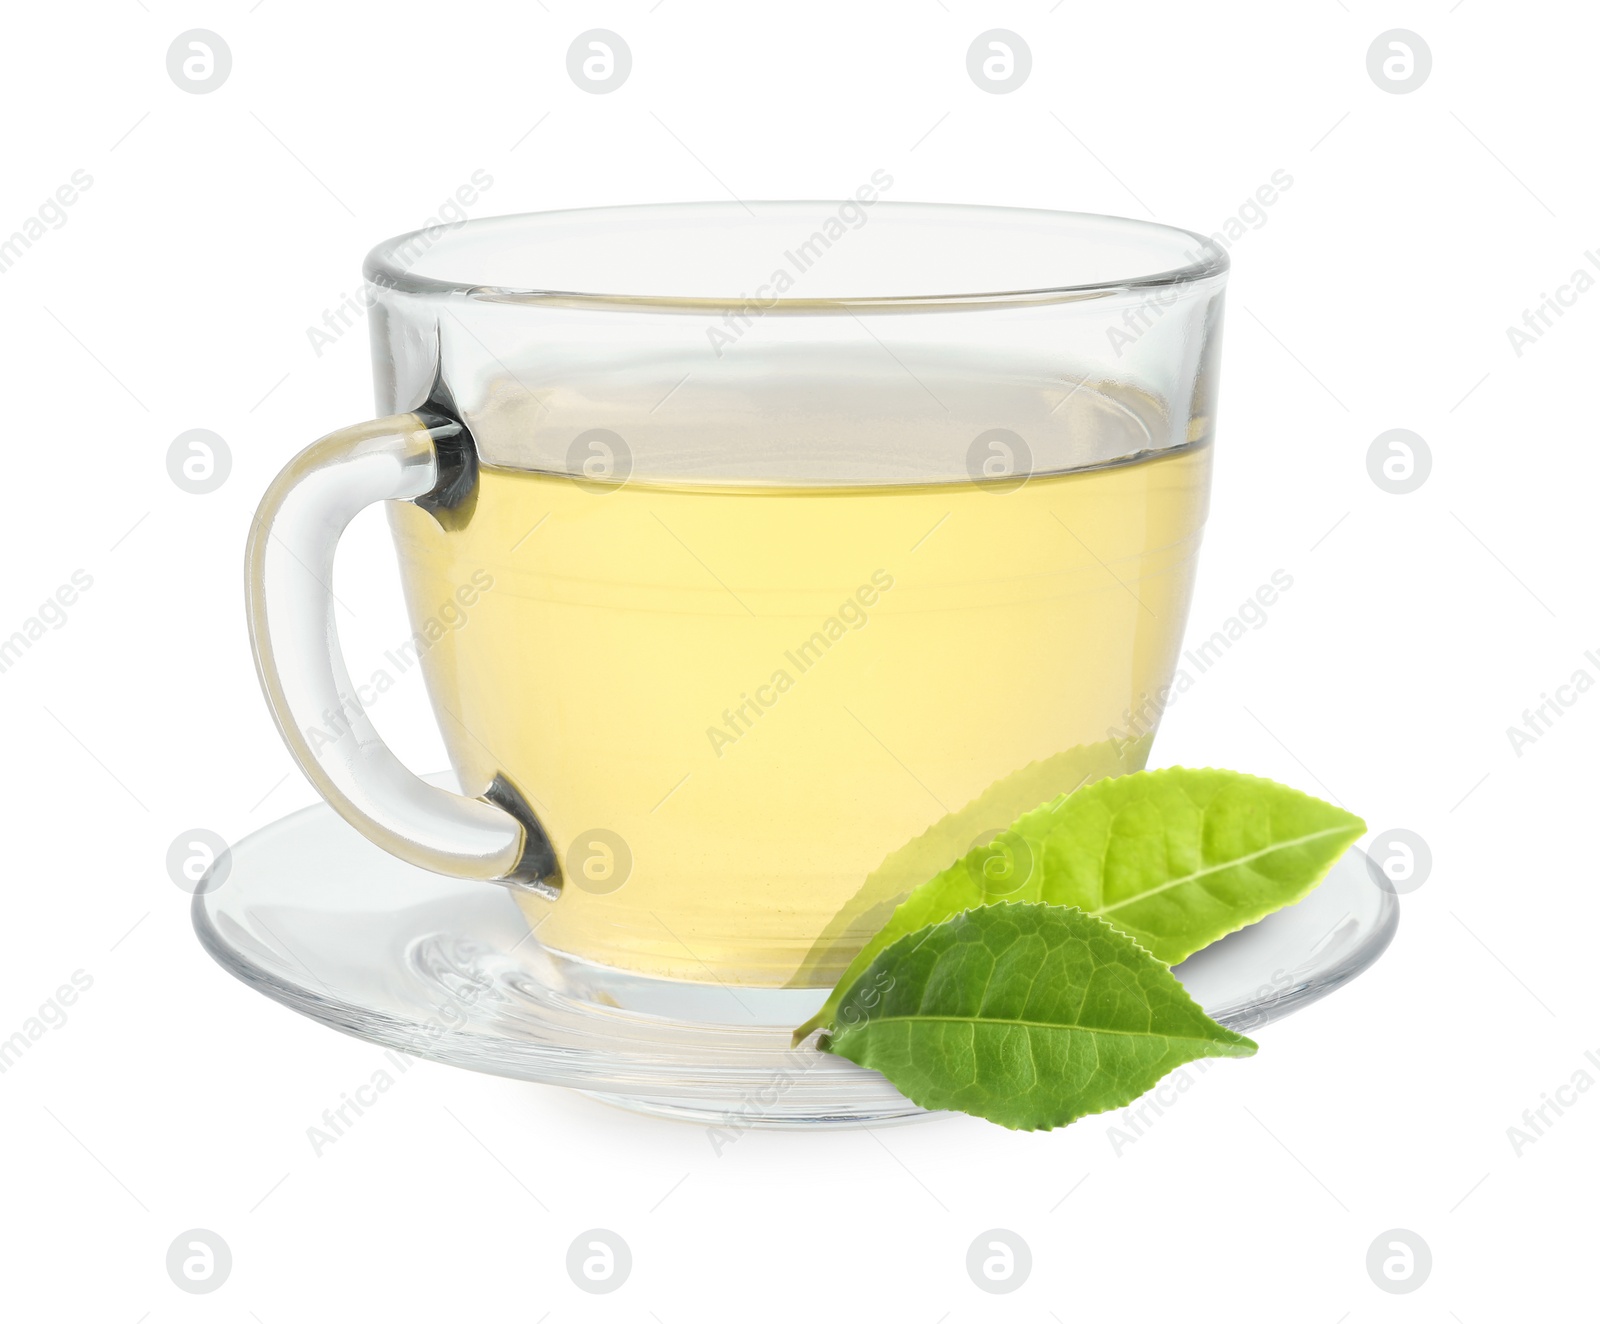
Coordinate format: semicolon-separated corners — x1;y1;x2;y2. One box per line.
193;782;1399;1128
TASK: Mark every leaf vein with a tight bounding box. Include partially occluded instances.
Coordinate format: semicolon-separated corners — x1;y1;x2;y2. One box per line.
845;1013;1224;1047
1094;826;1355;915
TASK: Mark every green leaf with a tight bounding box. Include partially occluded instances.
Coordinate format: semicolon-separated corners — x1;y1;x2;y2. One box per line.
795;768;1363;1044
821;902;1255;1131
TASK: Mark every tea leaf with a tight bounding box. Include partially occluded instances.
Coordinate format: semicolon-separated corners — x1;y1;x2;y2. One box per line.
821;902;1255;1131
795;768;1362;1044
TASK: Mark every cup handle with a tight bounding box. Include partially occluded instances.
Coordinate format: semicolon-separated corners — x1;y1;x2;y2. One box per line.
244;411;560;896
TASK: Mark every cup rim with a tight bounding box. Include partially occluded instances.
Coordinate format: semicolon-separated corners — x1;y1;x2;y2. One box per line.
364;200;1229;312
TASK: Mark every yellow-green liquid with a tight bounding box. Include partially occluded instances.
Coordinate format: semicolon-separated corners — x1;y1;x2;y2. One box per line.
391;442;1211;985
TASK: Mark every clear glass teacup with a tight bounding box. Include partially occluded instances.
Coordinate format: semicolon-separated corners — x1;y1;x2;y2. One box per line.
246;202;1227;993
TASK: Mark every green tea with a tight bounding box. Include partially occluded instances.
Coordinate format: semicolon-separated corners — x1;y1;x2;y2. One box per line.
390;442;1211;985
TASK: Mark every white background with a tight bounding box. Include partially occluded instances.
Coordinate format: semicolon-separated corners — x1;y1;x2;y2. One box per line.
1;1;1594;1318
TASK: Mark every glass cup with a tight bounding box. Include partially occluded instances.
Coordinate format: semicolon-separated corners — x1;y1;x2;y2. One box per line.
246;202;1227;995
